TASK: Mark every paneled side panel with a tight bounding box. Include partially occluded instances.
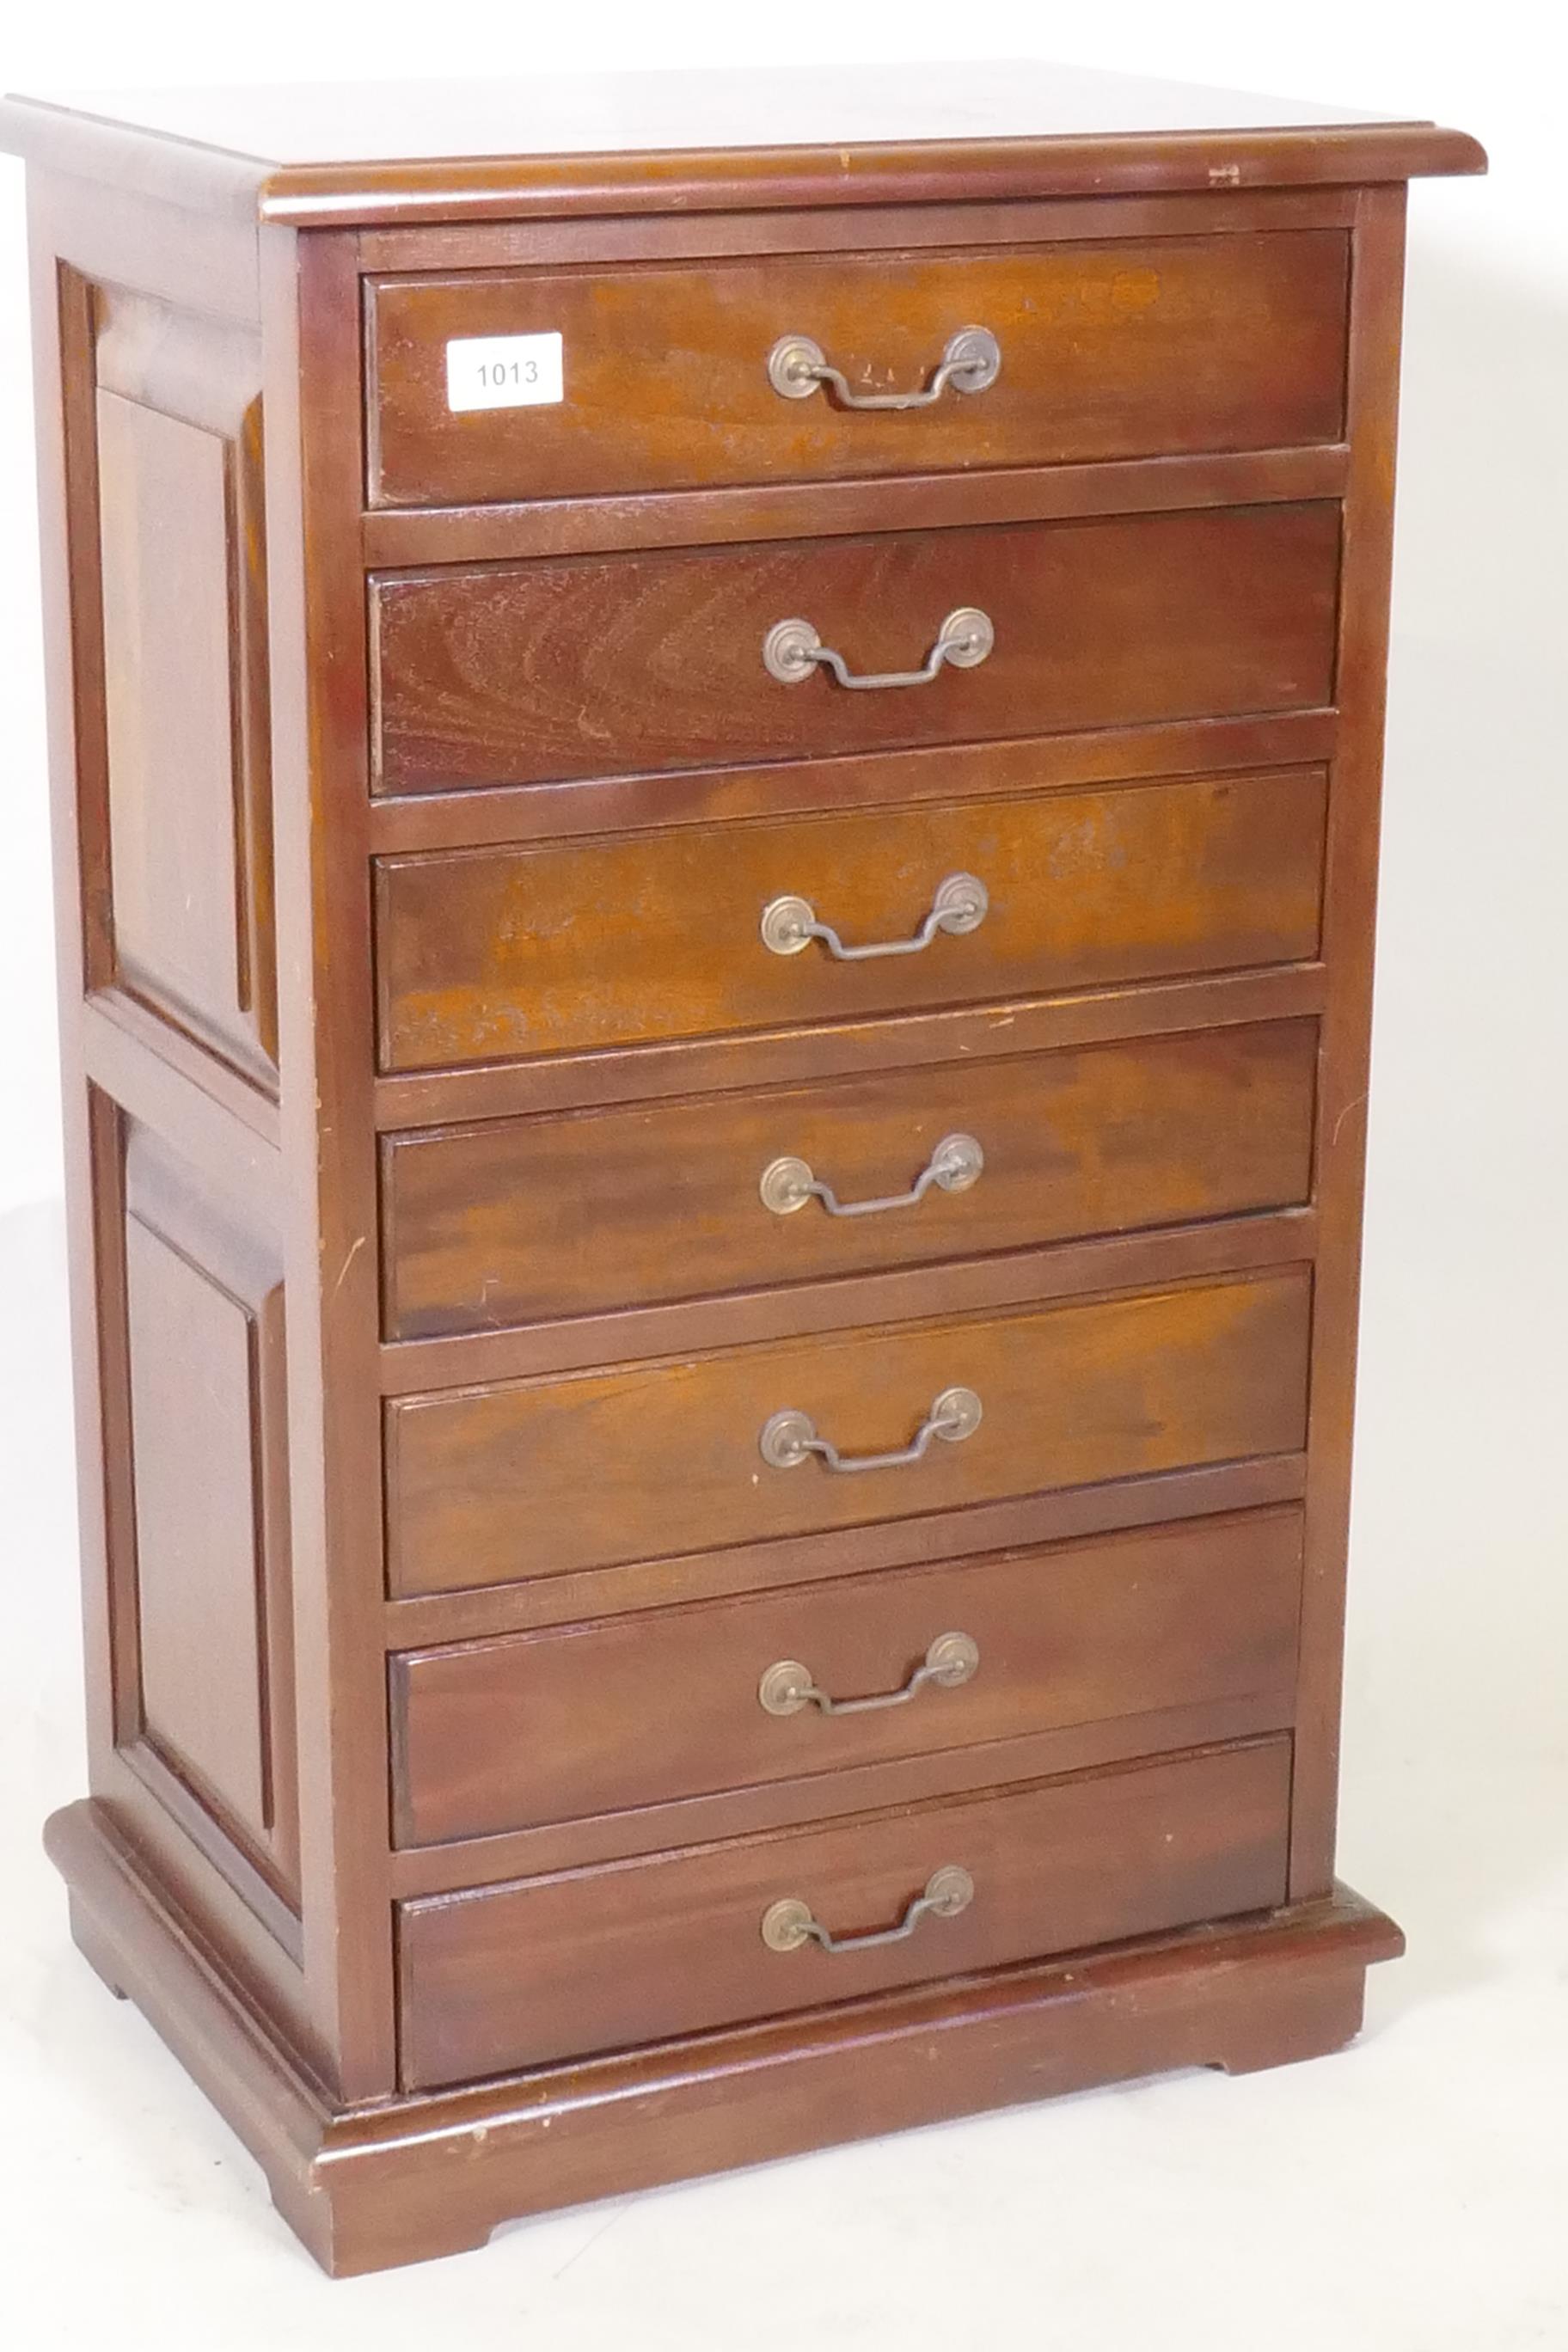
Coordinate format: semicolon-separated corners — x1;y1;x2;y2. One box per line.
117;1124;298;1909
126;1215;269;1824
91;288;277;1090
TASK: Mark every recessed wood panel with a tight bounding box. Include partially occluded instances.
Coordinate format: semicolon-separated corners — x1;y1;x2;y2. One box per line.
366;231;1349;508
93;289;276;1089
375;766;1328;1075
126;1218;270;1827
370;502;1341;794
396;1736;1293;2085
385;1266;1312;1597
117;1124;297;1902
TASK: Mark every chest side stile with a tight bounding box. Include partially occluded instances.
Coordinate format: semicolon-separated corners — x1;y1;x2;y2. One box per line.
1290;183;1410;1901
262;220;401;2098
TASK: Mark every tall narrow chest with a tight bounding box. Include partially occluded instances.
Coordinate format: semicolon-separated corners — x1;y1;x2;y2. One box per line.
0;64;1483;2275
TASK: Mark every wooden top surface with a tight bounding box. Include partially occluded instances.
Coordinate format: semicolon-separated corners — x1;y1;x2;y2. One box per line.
0;61;1485;228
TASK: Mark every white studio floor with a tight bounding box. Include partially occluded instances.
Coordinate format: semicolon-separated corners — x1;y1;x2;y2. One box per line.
2;1062;1565;2352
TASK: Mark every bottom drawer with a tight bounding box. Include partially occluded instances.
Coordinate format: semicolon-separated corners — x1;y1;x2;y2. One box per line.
397;1736;1291;2088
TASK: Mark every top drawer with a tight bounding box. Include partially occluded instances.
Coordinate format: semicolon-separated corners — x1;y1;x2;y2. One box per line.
364;232;1350;510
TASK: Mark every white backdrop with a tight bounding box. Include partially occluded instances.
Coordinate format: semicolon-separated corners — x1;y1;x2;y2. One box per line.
0;9;1564;2347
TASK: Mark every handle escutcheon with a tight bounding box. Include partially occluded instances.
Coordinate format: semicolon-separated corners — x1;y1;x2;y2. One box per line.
761;1865;976;1954
767;327;1001;409
763;606;994;691
759;1631;980;1718
760;873;989;961
760;1386;982;1475
760;1132;983;1219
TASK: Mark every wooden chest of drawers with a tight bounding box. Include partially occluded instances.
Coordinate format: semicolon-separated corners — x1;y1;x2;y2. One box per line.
1;60;1483;2276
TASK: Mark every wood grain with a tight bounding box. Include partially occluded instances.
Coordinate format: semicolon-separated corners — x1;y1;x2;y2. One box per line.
370;504;1341;793
354;187;1360;277
361;447;1352;573
91;287;277;1091
375;767;1328;1074
390;1689;1297;1900
391;1508;1302;1846
380;1016;1319;1338
385;1266;1312;1596
366;231;1348;508
266;127;1485;230
383;1457;1310;1657
260;227;401;2098
1289;187;1410;1900
120;1124;297;1900
355;187;1361;285
364;712;1338;856
395;1736;1293;2086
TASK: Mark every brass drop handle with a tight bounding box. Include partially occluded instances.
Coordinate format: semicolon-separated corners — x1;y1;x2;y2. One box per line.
760;1386;982;1475
763;605;994;690
767;327;1001;409
761;872;988;961
760;1133;983;1219
762;1866;975;1954
759;1632;980;1718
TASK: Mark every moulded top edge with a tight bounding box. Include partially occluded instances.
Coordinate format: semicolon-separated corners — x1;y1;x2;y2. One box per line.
0;62;1486;230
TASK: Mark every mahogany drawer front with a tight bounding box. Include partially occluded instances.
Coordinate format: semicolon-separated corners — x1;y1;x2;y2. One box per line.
365;232;1349;511
385;1266;1310;1597
391;1509;1303;1847
396;1736;1292;2086
370;503;1340;794
381;1018;1319;1339
375;767;1327;1074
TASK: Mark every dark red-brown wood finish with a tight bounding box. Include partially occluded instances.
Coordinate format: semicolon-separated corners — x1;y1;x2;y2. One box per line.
0;60;1482;2274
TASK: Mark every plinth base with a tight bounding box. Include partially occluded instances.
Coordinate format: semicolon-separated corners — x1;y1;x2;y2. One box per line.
46;1798;1403;2277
